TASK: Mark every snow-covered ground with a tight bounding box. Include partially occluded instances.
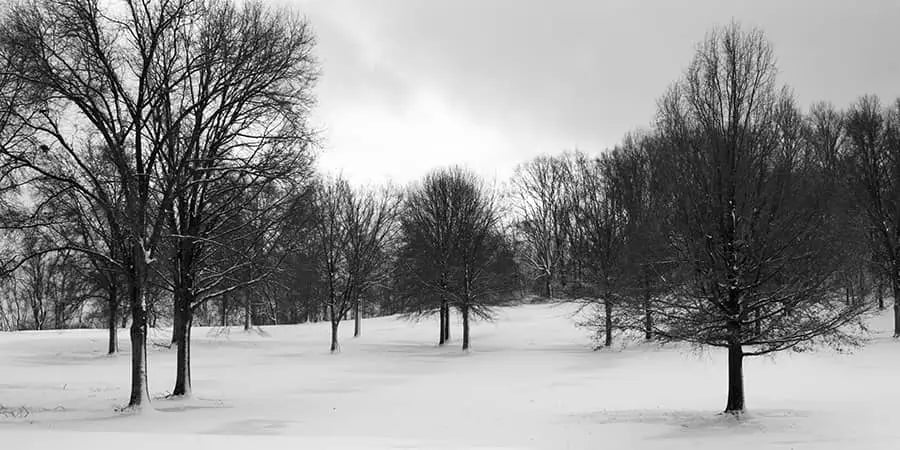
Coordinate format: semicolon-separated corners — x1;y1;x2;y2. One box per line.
1;303;897;449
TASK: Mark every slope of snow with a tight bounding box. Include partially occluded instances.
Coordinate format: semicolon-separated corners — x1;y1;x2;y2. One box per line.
1;303;897;449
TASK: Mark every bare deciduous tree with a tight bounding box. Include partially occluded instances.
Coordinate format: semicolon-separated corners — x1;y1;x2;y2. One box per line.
313;177;400;353
653;23;866;414
398;167;517;350
511;154;573;299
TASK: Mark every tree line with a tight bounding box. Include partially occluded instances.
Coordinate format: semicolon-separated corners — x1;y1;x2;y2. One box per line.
0;0;893;415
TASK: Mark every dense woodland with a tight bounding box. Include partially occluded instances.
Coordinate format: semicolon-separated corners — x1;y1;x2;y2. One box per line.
0;0;895;414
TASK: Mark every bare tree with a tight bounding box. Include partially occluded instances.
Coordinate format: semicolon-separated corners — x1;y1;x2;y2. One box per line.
155;0;317;397
511;154;573;299
398;167;517;350
568;152;629;348
312;177;400;352
652;23;866;414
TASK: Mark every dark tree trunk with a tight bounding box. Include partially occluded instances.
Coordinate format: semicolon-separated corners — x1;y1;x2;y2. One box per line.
121;312;128;329
108;283;118;354
172;305;193;397
725;325;745;413
461;304;470;351
604;297;612;347
442;300;451;342
893;274;900;338
643;288;652;340
877;281;885;310
545;277;552;299
126;262;150;409
439;297;452;344
438;299;446;345
244;291;251;331
353;299;361;337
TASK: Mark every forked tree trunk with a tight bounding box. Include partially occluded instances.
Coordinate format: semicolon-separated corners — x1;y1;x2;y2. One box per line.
725;323;745;413
604;297;612;347
353;299;361;337
330;315;340;353
108;283;118;354
172;306;193;397
461;303;470;351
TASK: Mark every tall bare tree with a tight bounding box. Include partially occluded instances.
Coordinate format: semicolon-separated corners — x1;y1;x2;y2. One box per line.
653;23;866;413
157;0;317;397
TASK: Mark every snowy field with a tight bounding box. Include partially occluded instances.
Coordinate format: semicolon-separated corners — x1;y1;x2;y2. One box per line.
1;303;897;449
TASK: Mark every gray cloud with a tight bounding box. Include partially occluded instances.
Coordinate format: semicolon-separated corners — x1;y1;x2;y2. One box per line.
292;0;900;182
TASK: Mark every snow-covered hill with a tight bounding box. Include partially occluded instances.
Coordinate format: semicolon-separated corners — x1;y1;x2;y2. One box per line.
1;303;897;449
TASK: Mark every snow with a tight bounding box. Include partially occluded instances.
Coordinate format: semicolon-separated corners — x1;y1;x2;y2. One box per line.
1;303;898;449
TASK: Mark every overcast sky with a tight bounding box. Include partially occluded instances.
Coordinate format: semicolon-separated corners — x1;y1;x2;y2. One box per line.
286;0;900;184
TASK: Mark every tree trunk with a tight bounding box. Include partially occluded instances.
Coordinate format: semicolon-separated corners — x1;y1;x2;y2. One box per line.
172;306;193;397
545;277;552;299
244;291;251;331
893;274;900;338
126;267;150;409
725;324;745;413
604;298;612;347
107;283;118;354
643;295;652;341
877;281;885;310
442;301;451;342
438;298;446;345
461;304;470;351
353;299;361;338
330;317;340;353
438;297;450;345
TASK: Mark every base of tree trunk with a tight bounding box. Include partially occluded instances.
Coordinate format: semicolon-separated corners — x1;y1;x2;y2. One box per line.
127;319;151;409
461;305;470;351
725;341;745;413
330;321;340;353
894;301;900;338
604;299;613;347
172;309;193;397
